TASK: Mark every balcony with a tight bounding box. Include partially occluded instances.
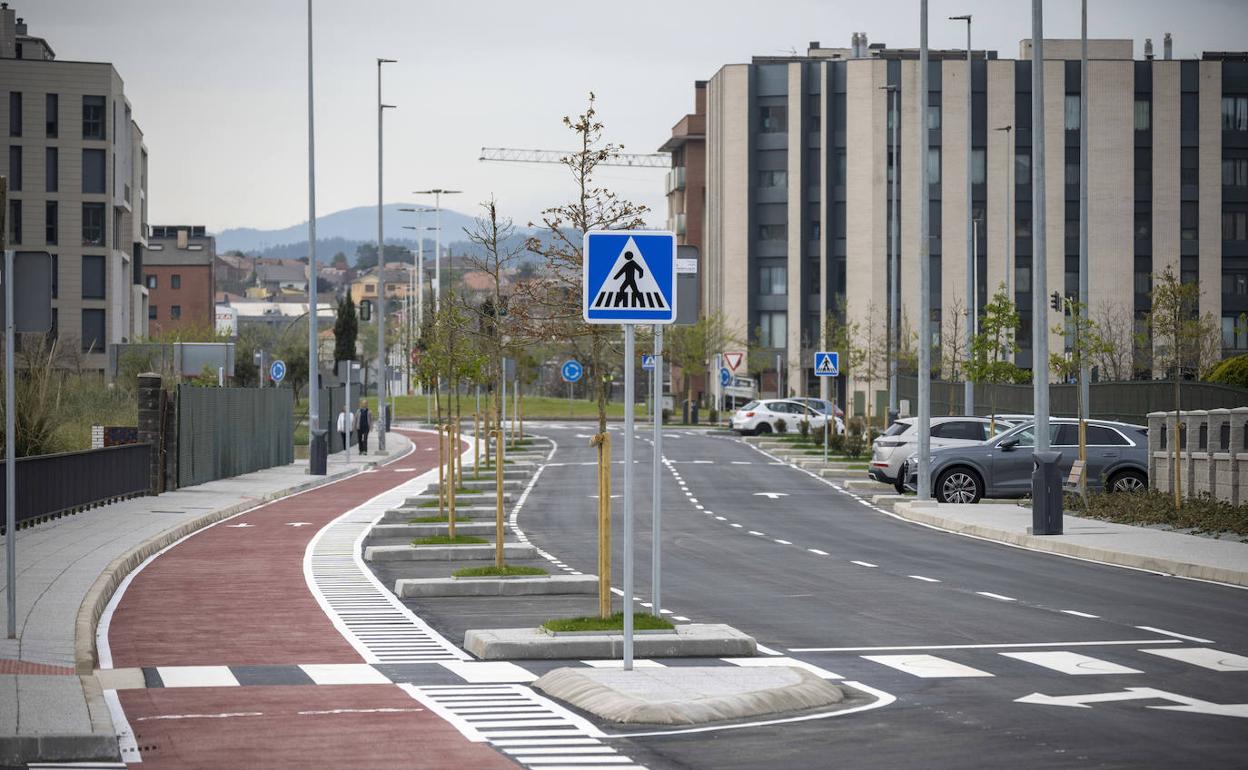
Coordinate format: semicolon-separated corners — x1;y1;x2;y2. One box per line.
665;166;687;194
675;212;687;237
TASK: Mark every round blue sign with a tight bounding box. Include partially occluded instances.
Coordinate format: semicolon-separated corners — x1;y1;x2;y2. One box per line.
561;360;583;383
720;367;731;387
270;359;287;384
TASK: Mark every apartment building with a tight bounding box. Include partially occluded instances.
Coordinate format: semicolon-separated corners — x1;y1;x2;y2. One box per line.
144;225;215;336
685;35;1248;415
0;3;148;368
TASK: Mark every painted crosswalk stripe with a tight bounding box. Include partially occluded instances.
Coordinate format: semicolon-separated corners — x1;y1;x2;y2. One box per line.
722;656;842;680
1139;647;1248;672
506;747;619;755
438;661;538;683
155;666;239;688
862;654;994;678
299;663;391;685
999;651;1143;675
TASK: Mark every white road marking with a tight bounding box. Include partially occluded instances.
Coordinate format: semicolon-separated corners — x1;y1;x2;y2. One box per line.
774;539;793;545
1000;651;1143;675
492;738;602;746
439;661;538;683
102;689;141;764
808;549;828;556
286;522;313;527
754;643;784;656
1140;647;1248;672
299;663;391;685
976;591;1016;602
863;654;994;678
908;575;941;583
1016;687;1248;717
673;615;691;622
156;666;240;688
730;523;743;528
226;523;254;528
1135;626;1214;644
722;656;842;679
851;561;878;568
753;492;788;499
581;659;666;668
748;530;765;536
731;461;752;465
506;747;619;756
1061;610;1100;619
715;516;727;521
792;639;1182;653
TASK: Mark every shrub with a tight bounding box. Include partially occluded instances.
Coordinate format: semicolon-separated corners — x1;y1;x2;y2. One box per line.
829;432;846;454
774;418;788;434
845;433;866;458
797;418;810;438
709;408;719;424
847;416;865;437
1206;354;1248;390
1069;488;1248;537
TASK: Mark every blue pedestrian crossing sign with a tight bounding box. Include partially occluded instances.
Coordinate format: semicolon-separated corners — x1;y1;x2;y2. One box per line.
641;354;656;371
720;367;731;387
583;230;677;324
814;351;839;377
561;359;583;383
270;359;287;384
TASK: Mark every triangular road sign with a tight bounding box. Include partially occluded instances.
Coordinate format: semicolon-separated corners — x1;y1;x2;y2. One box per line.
589;236;670;312
723;352;744;373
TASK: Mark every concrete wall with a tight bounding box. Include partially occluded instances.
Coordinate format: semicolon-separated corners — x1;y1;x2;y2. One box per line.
705;65;752;368
1148;407;1248;505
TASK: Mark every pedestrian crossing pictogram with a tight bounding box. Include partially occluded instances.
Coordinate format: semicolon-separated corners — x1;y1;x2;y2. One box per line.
814;351;839;377
583;231;677;324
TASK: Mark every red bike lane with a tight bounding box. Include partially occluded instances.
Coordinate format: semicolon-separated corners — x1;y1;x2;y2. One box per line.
102;431;515;769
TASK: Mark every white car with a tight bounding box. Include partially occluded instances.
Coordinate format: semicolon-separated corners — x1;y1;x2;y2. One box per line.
731;399;842;436
870;416;1017;492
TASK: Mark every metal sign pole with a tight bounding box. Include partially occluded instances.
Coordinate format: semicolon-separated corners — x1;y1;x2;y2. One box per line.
5;250;15;638
344;363;351;463
651;326;663;617
622;324;636;670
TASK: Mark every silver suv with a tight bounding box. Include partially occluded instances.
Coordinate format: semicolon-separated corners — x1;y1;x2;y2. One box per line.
902;419;1149;504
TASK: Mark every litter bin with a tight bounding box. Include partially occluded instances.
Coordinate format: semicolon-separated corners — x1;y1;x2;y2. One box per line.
383;404;392;432
309;429;328;476
1031;450;1063;535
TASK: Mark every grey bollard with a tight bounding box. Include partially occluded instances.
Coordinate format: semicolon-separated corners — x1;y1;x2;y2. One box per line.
1031;450;1064;535
310;429;328;476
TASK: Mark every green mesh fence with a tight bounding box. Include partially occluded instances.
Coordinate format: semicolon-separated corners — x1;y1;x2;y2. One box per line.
177;385;294;488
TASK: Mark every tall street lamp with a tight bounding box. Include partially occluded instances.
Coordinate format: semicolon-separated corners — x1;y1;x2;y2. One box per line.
951;13;974;415
413;189;462;313
880;83;900;423
1078;0;1090;422
305;0;325;475
377;56;396;448
917;0;933;500
1032;0;1051;453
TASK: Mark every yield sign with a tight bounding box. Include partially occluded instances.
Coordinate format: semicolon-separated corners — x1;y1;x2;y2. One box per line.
723;352;744;373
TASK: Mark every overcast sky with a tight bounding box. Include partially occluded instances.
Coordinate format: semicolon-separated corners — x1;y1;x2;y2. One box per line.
29;0;1245;233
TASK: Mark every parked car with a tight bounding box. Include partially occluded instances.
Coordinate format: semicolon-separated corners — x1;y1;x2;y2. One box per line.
901;419;1149;503
731;399;843;436
791;397;845;420
870;416;1019;492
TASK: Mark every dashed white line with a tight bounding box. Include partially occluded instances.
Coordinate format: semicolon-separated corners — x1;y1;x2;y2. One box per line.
774;539;793;546
748;531;765;537
807;548;828;556
714;516;727;521
851;561;878;568
1061;609;1100;619
976;592;1017;602
730;523;743;528
908;575;941;583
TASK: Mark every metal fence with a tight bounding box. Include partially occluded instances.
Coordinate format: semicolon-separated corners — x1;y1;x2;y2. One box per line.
177;385;294;488
0;443;151;531
897;377;1248;426
317;384;351;453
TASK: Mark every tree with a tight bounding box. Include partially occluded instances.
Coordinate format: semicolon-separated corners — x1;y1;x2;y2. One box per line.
940;296;967;387
1206;352;1248;389
1049;296;1108;500
1090;301;1138;382
332;251;349;269
521;93;649;434
966;283;1024;431
1146;266;1221;507
333;295;359;364
851;305;887;428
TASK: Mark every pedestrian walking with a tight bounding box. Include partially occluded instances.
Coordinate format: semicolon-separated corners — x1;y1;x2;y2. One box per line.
337;404;353;453
357;399;371;455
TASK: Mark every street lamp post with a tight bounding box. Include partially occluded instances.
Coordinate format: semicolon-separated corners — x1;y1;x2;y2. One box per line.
1032;0;1051;453
377;57;396;448
414;189;462;314
305;0;325;475
994;125;1013;299
1079;0;1090;421
401;221;437;396
951;13;974;416
881;84;899;423
917;0;933;500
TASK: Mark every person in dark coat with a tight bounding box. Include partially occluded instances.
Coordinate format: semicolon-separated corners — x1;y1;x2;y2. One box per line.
357;399;371;454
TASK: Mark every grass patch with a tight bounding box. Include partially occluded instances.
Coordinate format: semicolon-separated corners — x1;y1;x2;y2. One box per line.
541;612;675;633
368;395;625;421
408;514;475;523
1069;489;1248;538
412;534;488;546
452;564;548;578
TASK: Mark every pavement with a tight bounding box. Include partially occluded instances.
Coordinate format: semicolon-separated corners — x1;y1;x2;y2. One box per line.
0;430;410;765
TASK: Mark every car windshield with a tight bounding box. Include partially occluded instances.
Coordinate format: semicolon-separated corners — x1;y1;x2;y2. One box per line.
740;401;759;411
881;421;911;437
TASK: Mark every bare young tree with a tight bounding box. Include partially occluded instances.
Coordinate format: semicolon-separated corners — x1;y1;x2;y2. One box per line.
941;297;967;398
1091;301;1137;382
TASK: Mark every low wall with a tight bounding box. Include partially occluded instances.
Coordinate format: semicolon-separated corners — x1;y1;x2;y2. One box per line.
1148;407;1248;504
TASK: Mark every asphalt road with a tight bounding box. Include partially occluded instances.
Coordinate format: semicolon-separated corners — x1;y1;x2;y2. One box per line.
491;422;1248;769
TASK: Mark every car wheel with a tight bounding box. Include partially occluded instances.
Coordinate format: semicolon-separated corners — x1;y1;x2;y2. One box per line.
894;478;907;494
935;467;983;504
756;422;772;435
1108;469;1147;493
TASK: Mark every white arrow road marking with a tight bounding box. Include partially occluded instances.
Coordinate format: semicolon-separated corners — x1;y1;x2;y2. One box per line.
753;492;789;499
1016;687;1248;717
226;523;254;528
286;522;313;528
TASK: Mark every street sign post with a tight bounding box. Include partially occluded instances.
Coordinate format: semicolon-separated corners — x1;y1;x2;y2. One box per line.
337;360;361;462
642;354;656;424
561;359;583;418
270;359;287;385
814;351;840;377
583;230;676;671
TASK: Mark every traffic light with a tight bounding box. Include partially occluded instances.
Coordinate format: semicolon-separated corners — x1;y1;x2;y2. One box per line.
359;299;372;321
1050;291;1061;312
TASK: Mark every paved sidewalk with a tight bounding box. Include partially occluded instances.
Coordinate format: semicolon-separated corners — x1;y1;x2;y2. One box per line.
893;500;1248;587
0;430;411;765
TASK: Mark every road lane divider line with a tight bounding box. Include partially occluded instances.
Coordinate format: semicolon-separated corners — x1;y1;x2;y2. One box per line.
1134;626;1214;644
908;575;941;583
790;639;1183;653
976;592;1017;602
1061;610;1100;618
851;561;878;568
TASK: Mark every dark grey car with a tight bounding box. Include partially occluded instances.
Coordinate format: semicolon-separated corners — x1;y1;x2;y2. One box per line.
903;419;1149;504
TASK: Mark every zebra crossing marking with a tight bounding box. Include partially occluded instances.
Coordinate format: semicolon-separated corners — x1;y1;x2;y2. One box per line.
861;654;995;678
999;651;1143;676
1140;647;1248;672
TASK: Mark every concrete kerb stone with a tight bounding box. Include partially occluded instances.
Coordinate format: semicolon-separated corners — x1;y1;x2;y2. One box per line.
532;666;843;726
364;543;537;562
464;624;757;660
892;501;1248;587
395;574;598;597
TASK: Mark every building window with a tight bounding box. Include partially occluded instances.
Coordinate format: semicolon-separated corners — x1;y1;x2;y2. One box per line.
758;224;786;242
759;265;787;295
1224;158;1248;189
1223;315;1248;350
1181;202;1198;242
1135;271;1153;295
171;274;181;289
44;201;56;245
969;149;986;185
82;95;105;140
7;145;19;191
1223;96;1248;131
44;93;58;138
82;254;105;299
83;148;106;194
148;305;157;320
170;305;181;320
1064;94;1081;130
927;148;941;184
811;221;821;240
1135;212;1151;239
834;151;846;186
757;311;787;348
145;274;157;289
808;95;821;131
7;199;19;245
1134;99;1150;131
45;147;57;192
1065;160;1079;186
1015;152;1031;185
50;253;57;299
759;169;787;188
1181;148;1199;186
82;202;105;246
1225;211;1248;241
1017;218;1032;239
8;92;20;136
759;105;787;133
927;104;941;130
81;309;105;353
1223;273;1248;296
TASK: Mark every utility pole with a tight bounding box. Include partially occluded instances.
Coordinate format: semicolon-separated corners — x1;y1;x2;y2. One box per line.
306;0;325;475
952;13;974;416
882;84;899;422
917;0;933;500
1078;0;1090;422
415;189;462;314
376;57;396;449
1032;0;1050;452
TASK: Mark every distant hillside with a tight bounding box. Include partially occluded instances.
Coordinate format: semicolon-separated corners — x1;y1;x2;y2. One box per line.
216;203;488;254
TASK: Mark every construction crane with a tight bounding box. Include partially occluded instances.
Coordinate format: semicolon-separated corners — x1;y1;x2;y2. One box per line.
479;147;669;169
